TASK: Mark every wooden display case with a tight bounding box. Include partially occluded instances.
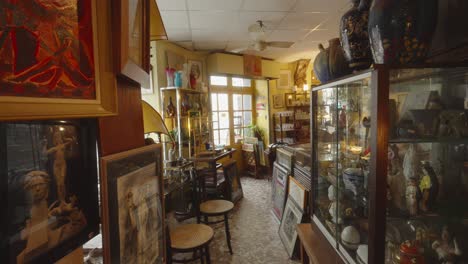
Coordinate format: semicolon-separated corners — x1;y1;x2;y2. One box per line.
310;66;468;264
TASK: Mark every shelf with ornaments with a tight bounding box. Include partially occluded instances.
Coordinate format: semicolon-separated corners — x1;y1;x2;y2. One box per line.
311;67;468;264
160;85;211;160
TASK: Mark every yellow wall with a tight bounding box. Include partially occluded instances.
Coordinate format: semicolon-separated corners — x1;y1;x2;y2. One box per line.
143;41;209;112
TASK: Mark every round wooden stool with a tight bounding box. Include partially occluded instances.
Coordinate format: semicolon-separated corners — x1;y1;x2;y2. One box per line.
198;199;234;255
170;223;214;263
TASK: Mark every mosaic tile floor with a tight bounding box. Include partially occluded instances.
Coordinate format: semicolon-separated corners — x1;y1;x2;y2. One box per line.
85;177;299;264
168;177;299;264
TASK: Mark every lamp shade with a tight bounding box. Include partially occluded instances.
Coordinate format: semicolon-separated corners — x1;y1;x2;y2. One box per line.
142;100;169;135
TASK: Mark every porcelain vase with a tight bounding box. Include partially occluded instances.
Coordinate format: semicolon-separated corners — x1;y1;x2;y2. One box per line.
313;38;351;83
340;0;373;70
368;0;438;65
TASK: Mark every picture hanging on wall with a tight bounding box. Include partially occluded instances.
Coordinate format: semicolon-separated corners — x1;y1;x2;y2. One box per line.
273;94;284;109
166;50;186;71
100;144;165;264
0;0;117;120
114;0;150;88
278;70;291;89
243;54;262;77
279;198;304;257
0;119;100;263
188;60;203;90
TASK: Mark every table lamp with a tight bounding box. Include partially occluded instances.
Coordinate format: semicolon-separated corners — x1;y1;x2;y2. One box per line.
141;100;173;144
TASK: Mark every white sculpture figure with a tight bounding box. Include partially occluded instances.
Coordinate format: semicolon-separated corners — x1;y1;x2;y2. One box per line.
329;201;343;224
43;130;74;203
406;179;419;216
403;144;420;181
328;185;337;201
432;225;462;264
17;171;50;263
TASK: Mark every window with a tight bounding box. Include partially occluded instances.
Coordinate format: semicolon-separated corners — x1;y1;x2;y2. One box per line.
210;76;254;146
211;93;230;146
210;75;228;86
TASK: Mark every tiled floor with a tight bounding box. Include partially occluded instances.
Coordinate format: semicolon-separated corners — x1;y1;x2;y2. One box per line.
85;177;299;264
168;176;299;264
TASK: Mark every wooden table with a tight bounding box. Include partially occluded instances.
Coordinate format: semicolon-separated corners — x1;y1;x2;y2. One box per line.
296;223;345;264
189;149;236;168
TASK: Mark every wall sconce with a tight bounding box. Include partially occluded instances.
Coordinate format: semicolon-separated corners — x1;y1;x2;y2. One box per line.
303;84;309;92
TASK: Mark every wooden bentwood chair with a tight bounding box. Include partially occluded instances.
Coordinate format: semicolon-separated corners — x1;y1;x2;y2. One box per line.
194;160;237;255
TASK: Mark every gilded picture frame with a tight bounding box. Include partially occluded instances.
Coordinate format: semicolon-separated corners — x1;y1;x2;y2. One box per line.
0;0;117;121
114;0;150;88
100;144;165;264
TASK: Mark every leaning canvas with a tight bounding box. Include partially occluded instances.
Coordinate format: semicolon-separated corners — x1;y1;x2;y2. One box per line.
279;198;304;257
100;144;164;264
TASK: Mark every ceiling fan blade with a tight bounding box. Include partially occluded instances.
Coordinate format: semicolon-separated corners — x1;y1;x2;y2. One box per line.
229;46;249;53
266;41;294;48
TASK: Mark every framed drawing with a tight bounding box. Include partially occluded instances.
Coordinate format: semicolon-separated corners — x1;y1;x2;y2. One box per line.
188;60;203;90
288;177;307;211
278;70;291;89
279;198;304;257
271;162;288;222
114;0;150;88
101;144;165;264
0;0;117;120
243;54;262;77
272;94;284;109
0;119;100;263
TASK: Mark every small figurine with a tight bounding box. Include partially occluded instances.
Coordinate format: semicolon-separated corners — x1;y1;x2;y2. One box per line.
432;225;463;264
403;144;420;181
419;161;439;212
400;240;425;264
166;97;176;117
406;179;419;216
339;106;347;128
388;144;406;211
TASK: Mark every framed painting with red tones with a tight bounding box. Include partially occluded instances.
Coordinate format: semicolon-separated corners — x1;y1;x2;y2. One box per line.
114;0;150;88
0;0;117;120
243;54;262;77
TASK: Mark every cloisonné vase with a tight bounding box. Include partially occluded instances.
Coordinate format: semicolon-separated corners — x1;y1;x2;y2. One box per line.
313;38;351;83
368;0;438;65
340;0;373;70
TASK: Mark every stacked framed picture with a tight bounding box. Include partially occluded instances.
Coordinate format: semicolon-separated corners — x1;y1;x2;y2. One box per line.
279;177;308;257
100;144;165;264
0;119;100;263
271;162;289;222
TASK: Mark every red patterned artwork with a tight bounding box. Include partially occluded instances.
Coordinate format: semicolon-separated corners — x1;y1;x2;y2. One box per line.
0;0;96;99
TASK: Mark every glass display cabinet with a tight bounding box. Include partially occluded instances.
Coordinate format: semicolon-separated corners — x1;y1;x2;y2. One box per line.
311;66;468;264
160;87;211;159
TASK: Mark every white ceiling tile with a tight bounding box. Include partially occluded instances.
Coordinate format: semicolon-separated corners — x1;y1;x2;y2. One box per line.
176;41;195;50
278;12;329;30
235;11;287;30
188;0;243;11
160;11;189;28
190;11;238;29
194;41;227;51
268;29;309;42
242;0;297;12
156;0;186;11
166;29;192;41
226;41;252;52
305;29;339;43
192;29;230;42
294;0;349;12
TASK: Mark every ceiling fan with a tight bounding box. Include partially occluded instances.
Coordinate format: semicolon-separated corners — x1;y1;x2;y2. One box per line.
229;20;295;53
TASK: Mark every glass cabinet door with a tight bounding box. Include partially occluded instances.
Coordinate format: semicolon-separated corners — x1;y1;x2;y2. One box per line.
385;68;468;264
336;77;371;263
313;74;372;264
314;87;339;245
